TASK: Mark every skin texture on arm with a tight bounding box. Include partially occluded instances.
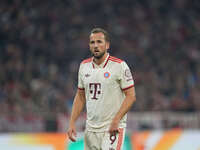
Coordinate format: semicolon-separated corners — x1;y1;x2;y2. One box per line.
67;89;86;142
109;86;136;135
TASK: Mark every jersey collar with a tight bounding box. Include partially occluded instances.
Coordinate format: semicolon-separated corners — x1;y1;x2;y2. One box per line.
92;53;110;69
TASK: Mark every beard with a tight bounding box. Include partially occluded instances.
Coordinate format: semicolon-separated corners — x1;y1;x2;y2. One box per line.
92;50;105;59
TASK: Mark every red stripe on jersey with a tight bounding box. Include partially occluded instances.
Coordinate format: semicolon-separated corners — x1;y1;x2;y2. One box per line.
81;58;92;64
109;56;123;62
117;128;124;150
122;84;134;91
78;87;85;90
109;58;123;63
109;56;123;63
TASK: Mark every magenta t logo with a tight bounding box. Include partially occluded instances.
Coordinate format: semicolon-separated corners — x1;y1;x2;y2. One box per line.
89;83;101;100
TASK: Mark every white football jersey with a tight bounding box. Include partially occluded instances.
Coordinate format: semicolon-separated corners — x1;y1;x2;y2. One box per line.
78;54;134;132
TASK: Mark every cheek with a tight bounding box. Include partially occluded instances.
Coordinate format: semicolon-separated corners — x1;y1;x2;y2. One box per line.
89;48;93;53
100;45;106;50
89;45;94;50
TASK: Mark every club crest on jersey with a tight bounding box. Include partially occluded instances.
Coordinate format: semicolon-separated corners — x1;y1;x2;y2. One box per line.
104;72;110;78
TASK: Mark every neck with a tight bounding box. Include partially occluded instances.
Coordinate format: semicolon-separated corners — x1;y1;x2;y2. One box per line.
94;52;108;65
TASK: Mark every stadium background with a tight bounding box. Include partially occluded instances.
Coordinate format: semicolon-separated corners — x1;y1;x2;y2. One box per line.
0;0;200;149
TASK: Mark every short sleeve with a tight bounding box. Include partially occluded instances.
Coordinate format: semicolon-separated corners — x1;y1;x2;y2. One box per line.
78;64;84;90
119;61;134;90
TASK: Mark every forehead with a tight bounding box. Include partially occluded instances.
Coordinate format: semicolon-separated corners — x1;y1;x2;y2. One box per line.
90;32;105;41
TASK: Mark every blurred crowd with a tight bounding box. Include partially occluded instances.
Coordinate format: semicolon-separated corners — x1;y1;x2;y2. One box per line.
0;0;200;132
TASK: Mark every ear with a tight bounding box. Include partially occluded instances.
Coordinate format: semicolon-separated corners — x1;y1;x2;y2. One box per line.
106;42;110;50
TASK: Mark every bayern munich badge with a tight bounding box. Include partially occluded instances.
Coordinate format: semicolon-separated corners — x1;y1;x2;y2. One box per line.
104;72;110;78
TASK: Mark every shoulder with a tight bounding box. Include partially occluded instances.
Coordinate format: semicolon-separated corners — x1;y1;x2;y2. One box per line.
81;57;92;64
79;57;92;73
109;56;131;71
109;56;123;64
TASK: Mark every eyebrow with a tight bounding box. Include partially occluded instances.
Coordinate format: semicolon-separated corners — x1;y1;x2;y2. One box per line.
90;39;103;43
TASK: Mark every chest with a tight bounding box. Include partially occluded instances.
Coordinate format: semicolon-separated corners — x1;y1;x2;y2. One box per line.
82;67;119;87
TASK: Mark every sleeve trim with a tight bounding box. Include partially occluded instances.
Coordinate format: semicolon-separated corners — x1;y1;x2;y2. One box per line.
78;87;85;90
122;84;134;91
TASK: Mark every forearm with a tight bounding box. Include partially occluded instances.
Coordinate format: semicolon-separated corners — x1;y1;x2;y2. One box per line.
69;90;86;126
113;95;136;122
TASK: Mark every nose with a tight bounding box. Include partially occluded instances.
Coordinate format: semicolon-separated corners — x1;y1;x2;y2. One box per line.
94;42;98;48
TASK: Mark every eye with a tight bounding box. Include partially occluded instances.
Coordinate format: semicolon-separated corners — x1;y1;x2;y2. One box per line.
97;40;102;43
90;41;95;44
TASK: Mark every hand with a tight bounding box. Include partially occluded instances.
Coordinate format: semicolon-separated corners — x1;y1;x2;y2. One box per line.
67;124;77;142
108;119;120;136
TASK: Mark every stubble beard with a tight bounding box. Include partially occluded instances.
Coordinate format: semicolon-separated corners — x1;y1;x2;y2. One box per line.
92;51;105;59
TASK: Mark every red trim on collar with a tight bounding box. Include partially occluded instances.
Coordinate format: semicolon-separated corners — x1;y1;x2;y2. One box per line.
103;55;110;68
92;54;110;69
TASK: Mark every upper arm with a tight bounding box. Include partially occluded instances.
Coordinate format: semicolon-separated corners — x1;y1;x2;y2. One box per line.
76;64;86;104
78;64;84;90
123;86;136;100
119;61;134;90
76;88;86;104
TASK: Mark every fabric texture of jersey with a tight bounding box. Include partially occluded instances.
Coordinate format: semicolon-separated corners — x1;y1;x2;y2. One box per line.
78;54;134;132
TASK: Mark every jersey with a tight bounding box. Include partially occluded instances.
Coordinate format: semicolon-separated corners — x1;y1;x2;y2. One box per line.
78;54;134;132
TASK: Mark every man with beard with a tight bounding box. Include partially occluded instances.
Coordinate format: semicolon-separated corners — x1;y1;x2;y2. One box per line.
67;28;136;150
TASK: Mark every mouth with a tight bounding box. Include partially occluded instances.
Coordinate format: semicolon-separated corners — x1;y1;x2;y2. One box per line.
94;50;100;54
